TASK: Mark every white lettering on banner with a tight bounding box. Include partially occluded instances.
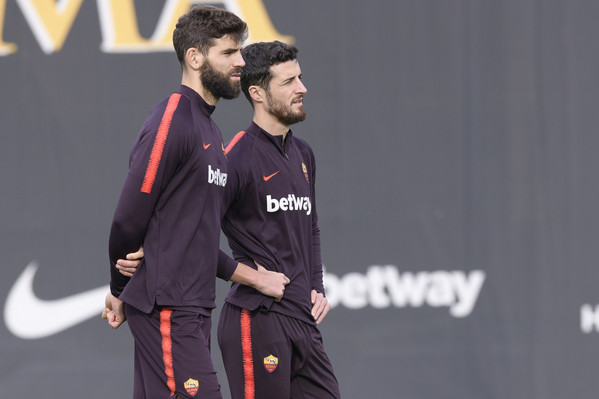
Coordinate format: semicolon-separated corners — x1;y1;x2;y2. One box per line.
208;165;227;187
323;265;486;318
4;261;484;340
1;0;293;55
11;0;84;54
266;194;311;215
580;304;599;333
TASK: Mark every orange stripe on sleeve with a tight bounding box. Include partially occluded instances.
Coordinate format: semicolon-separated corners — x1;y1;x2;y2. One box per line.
141;93;182;194
240;308;255;399
160;308;176;396
224;130;246;155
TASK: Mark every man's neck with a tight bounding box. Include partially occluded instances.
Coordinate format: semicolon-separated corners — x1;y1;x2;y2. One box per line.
253;111;289;140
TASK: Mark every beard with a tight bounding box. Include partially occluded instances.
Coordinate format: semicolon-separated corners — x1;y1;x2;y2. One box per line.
265;91;307;126
200;60;242;100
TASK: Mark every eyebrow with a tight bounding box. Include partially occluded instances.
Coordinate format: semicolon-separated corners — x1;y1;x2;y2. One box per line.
280;74;302;85
221;47;241;55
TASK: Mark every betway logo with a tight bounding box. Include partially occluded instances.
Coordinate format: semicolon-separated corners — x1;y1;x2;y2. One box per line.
323;266;486;318
208;165;227;187
266;194;311;215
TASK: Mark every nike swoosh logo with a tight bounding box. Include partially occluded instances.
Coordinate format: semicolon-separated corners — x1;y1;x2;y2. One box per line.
203;142;211;149
4;261;108;339
263;171;280;181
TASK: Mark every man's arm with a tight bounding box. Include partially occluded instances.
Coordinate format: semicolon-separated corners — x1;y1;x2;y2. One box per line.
228;261;290;302
107;249;144;322
116;248;290;301
308;151;330;324
309;223;329;323
107;163;163;331
107;100;185;327
106;175;157;330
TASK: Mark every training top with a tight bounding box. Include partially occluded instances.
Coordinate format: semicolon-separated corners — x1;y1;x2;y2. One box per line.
217;121;325;325
109;85;228;314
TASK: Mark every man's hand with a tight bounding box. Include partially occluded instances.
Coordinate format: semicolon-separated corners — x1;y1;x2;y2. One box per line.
101;292;127;329
253;263;290;302
229;262;290;302
101;291;111;319
116;247;144;277
311;290;330;324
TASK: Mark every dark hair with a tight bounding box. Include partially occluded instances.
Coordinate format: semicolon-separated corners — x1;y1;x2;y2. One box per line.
240;41;299;104
173;5;248;65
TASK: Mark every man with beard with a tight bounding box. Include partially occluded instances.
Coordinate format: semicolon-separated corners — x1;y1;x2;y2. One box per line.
104;7;288;399
216;41;341;399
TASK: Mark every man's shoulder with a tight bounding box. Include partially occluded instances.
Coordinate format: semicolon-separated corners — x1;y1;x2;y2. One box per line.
144;93;193;126
225;129;256;157
291;135;315;157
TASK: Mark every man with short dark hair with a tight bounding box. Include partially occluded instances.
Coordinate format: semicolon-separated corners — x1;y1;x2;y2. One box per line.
217;40;341;399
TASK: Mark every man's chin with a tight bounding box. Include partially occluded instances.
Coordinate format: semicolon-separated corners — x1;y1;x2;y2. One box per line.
220;93;241;100
219;89;242;100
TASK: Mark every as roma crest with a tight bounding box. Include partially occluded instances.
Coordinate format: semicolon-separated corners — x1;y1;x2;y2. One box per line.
184;378;199;396
264;354;279;373
301;162;309;182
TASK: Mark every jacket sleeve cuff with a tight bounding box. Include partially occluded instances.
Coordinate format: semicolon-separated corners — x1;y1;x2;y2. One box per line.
217;250;239;281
